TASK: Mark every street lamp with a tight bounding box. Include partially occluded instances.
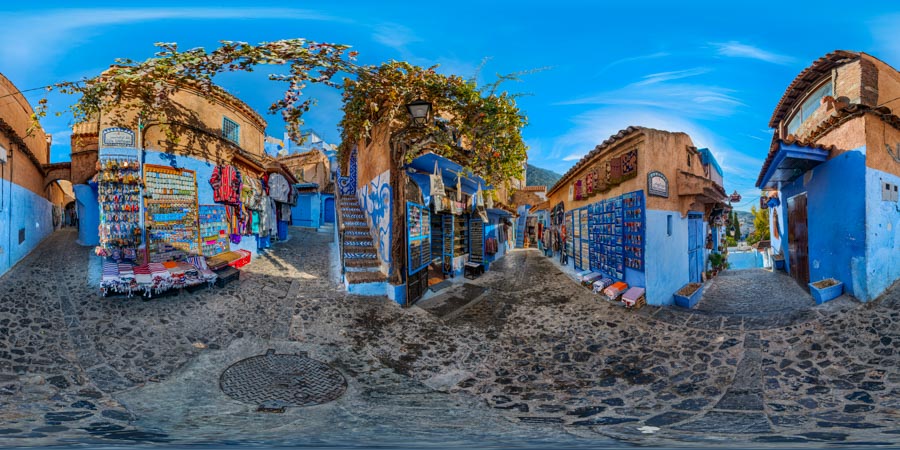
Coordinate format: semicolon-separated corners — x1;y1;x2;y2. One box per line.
406;99;432;126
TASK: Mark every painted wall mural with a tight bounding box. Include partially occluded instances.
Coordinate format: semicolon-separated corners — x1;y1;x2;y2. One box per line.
338;147;358;197
357;170;392;266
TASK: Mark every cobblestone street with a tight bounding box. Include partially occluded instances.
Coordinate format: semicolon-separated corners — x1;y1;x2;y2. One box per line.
0;230;898;447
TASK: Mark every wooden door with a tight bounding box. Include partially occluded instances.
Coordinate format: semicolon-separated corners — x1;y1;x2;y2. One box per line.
787;194;810;286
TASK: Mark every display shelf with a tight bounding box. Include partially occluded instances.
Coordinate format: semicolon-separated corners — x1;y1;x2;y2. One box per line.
97;153;142;261
622;190;645;271
469;218;484;264
407;202;431;275
144;165;200;263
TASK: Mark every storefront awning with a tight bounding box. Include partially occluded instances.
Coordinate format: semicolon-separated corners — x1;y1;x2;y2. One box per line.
486;208;513;217
405;152;491;196
757;139;832;189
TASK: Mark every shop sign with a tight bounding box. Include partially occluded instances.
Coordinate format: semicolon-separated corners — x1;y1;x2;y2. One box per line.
101;127;136;148
730;190;742;203
647;171;668;197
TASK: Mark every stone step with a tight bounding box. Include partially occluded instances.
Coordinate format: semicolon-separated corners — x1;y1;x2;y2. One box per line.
344;251;378;260
344;234;374;242
345;271;387;284
343;239;374;248
345;259;381;268
344;221;367;227
344;229;370;236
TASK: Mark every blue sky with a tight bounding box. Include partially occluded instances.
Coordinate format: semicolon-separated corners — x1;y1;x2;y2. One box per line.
2;1;899;211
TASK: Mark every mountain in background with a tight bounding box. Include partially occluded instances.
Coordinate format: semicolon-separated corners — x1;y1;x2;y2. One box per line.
526;164;563;188
735;210;755;239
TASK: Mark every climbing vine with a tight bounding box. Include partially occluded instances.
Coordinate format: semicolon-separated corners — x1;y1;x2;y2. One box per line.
31;39;359;143
338;61;529;188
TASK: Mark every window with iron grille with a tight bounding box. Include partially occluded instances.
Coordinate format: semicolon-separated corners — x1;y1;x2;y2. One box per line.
222;117;240;145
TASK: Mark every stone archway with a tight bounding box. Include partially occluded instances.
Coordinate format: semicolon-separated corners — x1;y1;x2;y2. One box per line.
42;162;73;189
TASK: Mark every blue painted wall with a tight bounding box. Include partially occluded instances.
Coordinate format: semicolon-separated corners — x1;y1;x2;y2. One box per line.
778;149;867;299
0;179;55;277
292;192;320;228
644;209;689;306
73;184;100;246
864;167;900;301
356;170;392;271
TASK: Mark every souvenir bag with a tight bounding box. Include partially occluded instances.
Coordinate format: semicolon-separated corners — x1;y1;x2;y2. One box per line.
456;174;462;202
485;190;494;209
431;162;446;212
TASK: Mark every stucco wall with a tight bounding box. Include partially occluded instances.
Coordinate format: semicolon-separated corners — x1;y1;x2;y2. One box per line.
865;116;900;178
0;179;54;277
292;192;321;228
354;124;393;196
778;149;867;299
546;129;710;218
644;209;689;306
864;167;900;300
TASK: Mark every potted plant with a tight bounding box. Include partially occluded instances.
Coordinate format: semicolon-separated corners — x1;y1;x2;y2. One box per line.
809;278;843;304
773;253;785;270
708;252;727;276
674;283;703;308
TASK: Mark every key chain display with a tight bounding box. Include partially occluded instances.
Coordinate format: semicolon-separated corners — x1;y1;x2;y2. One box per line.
97;154;142;261
144;165;201;262
199;204;230;257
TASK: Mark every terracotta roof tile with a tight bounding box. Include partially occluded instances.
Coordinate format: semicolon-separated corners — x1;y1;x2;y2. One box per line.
768;50;860;128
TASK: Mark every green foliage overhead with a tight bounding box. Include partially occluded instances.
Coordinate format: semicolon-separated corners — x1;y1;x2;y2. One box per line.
338;61;529;187
31;39;359;143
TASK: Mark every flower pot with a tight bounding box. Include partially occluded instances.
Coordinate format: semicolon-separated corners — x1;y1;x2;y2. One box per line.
674;283;704;308
809;278;843;304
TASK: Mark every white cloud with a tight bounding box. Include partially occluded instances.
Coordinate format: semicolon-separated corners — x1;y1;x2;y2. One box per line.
559;83;745;118
632;67;711;87
372;23;422;54
532;107;765;202
711;41;795;65
0;8;343;81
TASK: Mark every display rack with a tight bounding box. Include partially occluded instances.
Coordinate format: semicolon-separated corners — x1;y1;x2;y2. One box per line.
579;207;589;270
469;218;484;264
144;165;200;263
407;202;431;275
623;190;645;271
453;215;469;257
565;211;574;258
198;204;230;257
442;215;454;274
430;212;444;263
97;152;142;261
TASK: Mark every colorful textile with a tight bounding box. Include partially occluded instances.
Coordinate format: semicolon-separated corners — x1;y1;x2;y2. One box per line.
622;287;646;307
210;165;243;205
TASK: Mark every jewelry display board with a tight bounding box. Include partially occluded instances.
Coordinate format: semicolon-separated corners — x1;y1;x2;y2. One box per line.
443;214;454;274
622;190;645;271
595;197;624;280
580;207;589;270
589;202;600;270
565;211;574;258
469;218;484;264
144;165;200;262
407;202;431;275
97;152;142;261
198;204;230;257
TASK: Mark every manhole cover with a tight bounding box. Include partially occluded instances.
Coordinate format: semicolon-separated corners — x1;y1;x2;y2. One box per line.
220;349;347;407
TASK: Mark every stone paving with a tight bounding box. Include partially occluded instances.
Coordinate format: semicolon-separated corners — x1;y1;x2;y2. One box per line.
0;229;898;447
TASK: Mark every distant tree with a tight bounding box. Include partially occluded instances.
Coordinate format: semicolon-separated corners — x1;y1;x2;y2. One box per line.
725;235;737;247
731;211;741;240
746;206;770;245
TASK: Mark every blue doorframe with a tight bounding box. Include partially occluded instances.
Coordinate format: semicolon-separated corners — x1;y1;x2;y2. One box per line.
323;197;335;223
688;213;704;283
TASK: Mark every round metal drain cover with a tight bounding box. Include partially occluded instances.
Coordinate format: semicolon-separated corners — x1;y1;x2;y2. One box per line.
220;349;346;407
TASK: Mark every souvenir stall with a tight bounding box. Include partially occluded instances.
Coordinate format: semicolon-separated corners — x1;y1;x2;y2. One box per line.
406;201;431;302
570;190;646;308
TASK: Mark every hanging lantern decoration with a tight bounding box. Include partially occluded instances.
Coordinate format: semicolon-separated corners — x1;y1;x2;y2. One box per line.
729;190;742;203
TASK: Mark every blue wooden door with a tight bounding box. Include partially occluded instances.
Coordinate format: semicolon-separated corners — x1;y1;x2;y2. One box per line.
688;213;704;283
323;197;335;223
297;195;313;227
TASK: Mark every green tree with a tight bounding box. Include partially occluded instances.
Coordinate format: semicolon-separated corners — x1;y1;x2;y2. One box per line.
731;211;741;240
746;206;770;245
